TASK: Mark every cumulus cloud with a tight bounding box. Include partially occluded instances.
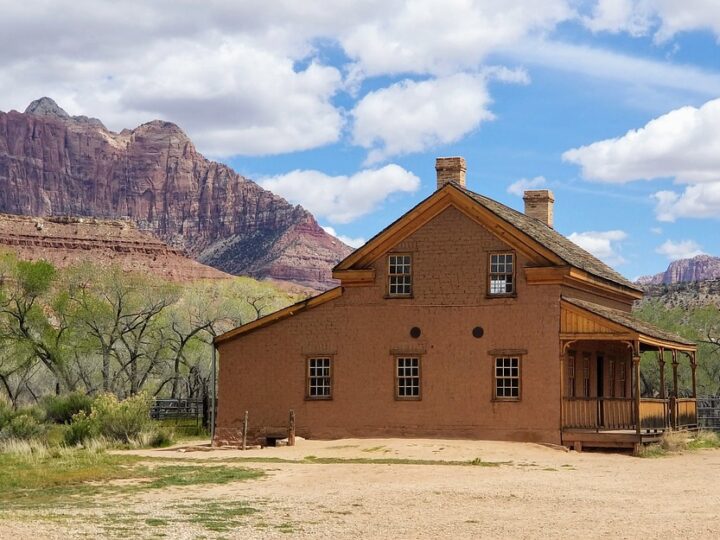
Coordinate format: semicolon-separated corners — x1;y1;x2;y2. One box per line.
655;239;705;261
654;183;720;222
340;0;572;77
321;226;366;249
563;98;720;184
351;74;495;164
563;98;720;222
568;230;628;266
507;176;547;196
582;0;720;42
259;164;420;224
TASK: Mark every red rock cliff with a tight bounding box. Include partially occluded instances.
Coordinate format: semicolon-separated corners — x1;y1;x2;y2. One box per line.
0;98;352;289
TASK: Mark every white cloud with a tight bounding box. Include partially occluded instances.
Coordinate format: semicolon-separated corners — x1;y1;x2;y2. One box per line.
655;239;705;261
259;164;420;224
507;176;547;196
568;230;628;266
563;98;720;184
504;40;720;98
583;0;720;42
654;183;720;222
321;226;366;249
340;0;572;77
650;226;663;234
351;73;495;164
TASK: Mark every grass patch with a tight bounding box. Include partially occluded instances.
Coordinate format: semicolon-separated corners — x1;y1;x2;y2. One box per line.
688;431;720;450
145;518;168;527
0;449;264;510
177;501;259;533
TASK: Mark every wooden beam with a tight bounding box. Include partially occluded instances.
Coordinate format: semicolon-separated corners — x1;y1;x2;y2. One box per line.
633;342;641;436
332;268;375;286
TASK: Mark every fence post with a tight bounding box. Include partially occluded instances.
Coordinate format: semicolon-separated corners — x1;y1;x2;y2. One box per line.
288;410;296;446
242;410;248;451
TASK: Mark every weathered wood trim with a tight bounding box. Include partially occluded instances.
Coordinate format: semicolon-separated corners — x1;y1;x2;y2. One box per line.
332;268;375;286
214;287;343;345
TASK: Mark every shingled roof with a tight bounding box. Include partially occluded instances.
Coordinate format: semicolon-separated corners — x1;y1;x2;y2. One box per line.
455;185;642;293
563;297;695;347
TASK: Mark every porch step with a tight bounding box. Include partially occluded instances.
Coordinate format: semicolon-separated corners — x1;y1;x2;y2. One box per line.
562;429;664;449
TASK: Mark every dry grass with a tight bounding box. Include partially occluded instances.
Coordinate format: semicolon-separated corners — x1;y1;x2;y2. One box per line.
639;430;720;457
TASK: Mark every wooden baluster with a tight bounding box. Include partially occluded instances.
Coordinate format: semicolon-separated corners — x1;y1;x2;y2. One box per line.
633;352;641;435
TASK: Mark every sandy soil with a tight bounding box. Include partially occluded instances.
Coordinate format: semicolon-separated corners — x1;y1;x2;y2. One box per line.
3;438;720;539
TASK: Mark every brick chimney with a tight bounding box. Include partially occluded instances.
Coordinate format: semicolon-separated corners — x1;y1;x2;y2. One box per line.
435;157;466;189
523;190;555;228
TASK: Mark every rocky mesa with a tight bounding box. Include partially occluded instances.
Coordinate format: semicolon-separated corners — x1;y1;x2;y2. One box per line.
0;98;352;289
0;213;232;283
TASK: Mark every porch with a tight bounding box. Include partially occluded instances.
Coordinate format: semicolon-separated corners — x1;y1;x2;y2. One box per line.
560;298;698;451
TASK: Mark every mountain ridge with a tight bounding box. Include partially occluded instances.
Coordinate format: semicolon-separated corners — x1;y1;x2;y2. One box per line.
0;98;352;289
637;254;720;286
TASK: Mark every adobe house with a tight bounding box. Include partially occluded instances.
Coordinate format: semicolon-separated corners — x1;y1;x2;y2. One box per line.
214;157;697;451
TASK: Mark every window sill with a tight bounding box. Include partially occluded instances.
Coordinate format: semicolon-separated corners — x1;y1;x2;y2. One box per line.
485;293;517;300
384;294;414;300
492;397;521;402
305;396;333;401
395;396;421;401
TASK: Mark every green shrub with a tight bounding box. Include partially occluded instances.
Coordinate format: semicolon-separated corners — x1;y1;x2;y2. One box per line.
64;410;100;446
0;399;12;430
148;428;175;448
92;392;152;443
43;392;94;424
0;413;45;441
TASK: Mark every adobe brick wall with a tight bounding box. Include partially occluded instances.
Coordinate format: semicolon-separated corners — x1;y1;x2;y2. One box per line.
216;206;564;445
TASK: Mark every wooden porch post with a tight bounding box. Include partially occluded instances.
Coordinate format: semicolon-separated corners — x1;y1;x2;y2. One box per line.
657;347;665;399
671;349;679;397
690;351;697;399
633;346;641;436
671;349;679;430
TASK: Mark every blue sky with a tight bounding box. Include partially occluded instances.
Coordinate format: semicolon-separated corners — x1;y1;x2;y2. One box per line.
2;1;719;280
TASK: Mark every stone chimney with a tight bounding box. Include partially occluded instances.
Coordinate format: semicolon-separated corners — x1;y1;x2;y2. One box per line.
435;157;466;189
523;190;555;228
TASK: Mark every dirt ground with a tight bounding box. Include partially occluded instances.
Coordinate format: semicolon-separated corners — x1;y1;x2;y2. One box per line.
3;438;720;539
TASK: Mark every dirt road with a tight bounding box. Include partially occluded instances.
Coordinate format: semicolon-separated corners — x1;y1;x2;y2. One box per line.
3;438;720;539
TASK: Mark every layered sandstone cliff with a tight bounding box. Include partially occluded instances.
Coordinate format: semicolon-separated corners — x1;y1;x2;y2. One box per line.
637;254;720;285
0;98;351;289
0;214;231;282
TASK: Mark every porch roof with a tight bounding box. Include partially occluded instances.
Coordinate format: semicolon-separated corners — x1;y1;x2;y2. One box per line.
561;297;696;351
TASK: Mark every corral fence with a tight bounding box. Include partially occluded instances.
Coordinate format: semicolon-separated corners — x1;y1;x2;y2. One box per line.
150;397;210;430
697;396;720;431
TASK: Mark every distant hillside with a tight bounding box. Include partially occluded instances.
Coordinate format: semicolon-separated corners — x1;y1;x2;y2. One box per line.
638;279;720;310
637;255;720;285
0;97;352;289
0;213;231;283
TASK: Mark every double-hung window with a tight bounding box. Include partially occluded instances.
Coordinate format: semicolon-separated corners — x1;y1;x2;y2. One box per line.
494;356;520;400
489;253;515;295
388;254;412;297
307;357;332;399
395;356;420;399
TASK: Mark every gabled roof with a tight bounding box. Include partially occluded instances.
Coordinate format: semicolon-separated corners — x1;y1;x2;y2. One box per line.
562;297;695;349
335;182;642;294
457;186;641;292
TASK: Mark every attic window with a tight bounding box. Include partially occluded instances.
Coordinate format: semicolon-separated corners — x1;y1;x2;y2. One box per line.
388;254;412;297
488;253;515;296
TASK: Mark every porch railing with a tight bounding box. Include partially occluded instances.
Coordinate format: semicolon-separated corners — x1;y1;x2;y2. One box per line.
562;398;635;430
562;397;694;431
674;398;698;429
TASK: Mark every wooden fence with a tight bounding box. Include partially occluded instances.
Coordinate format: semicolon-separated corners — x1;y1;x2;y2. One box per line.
698;396;720;431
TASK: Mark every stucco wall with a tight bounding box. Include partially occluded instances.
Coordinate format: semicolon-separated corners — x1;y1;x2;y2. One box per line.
216;206;564;445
